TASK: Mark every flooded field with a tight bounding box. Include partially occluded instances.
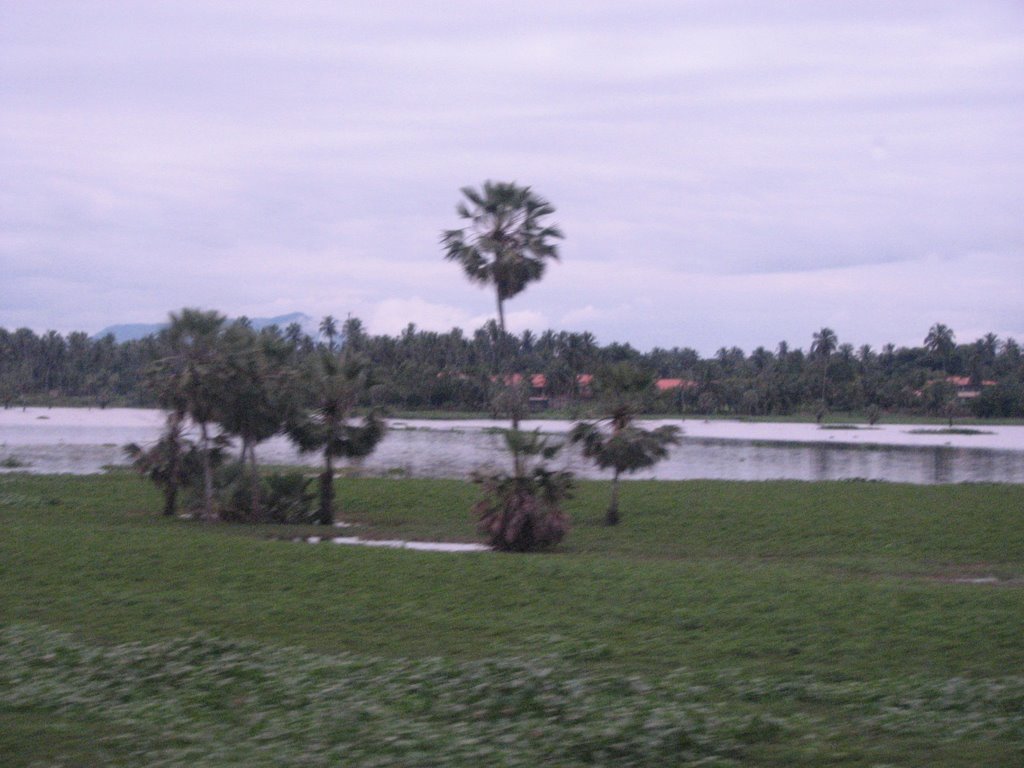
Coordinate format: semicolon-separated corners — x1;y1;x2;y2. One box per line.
2;407;1024;484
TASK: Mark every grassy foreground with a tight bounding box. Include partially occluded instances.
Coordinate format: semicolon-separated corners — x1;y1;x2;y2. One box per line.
1;473;1022;766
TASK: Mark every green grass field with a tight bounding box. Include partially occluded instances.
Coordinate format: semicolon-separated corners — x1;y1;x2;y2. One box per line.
1;472;1022;766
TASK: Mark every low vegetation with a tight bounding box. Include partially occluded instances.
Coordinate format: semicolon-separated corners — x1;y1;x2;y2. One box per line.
2;472;1023;766
471;428;572;551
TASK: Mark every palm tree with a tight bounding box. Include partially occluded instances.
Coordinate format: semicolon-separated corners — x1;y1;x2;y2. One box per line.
441;180;563;337
284;322;306;349
570;364;681;526
287;351;386;525
156;308;227;521
979;333;999;366
341;315;367;354
924;323;956;372
216;323;297;518
124;413;191;517
557;331;596;416
810;327;838;405
319;315;339;352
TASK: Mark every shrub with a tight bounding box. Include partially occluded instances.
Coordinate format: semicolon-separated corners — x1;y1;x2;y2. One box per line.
217;466;315;524
472;429;572;552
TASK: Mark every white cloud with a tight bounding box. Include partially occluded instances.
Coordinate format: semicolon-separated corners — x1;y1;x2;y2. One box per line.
368;298;470;337
543;250;1024;353
501;310;549;335
1;1;1022;353
559;304;604;328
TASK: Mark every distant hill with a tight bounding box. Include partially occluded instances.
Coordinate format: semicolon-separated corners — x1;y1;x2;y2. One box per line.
93;312;319;342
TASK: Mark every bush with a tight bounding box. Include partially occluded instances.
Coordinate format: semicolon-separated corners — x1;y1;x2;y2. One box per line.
217;465;316;524
262;472;317;524
472;429;572;552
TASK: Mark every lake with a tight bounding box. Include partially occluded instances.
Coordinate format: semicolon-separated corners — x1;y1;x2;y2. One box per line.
2;408;1024;484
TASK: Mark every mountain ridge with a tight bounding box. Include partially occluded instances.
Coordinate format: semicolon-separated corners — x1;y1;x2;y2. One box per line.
93;312;318;342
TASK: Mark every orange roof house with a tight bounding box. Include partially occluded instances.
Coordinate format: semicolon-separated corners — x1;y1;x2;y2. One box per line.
655;378;697;392
945;376;996;399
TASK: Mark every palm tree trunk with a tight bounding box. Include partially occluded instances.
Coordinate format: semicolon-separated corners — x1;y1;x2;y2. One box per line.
495;295;507;339
605;471;621;526
247;440;261;518
199;420;215;521
319;452;335;525
163;486;178;518
164;411;182;517
496;295;521;434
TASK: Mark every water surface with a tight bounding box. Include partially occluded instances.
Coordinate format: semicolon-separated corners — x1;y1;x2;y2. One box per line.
2;408;1023;484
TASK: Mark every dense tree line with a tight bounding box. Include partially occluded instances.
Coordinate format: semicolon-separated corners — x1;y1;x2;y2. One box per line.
2;319;1022;418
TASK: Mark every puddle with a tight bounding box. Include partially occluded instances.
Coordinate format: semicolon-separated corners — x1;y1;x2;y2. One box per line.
301;535;489;552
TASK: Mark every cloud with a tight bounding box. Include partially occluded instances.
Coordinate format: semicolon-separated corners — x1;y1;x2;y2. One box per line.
1;1;1022;353
559;304;605;328
498;310;549;335
543;249;1024;353
368;298;470;337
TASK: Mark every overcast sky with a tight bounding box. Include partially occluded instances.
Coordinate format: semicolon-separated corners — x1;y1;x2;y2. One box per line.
2;1;1022;355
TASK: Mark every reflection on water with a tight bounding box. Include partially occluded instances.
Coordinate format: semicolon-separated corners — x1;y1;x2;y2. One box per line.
3;421;1024;484
637;437;1024;484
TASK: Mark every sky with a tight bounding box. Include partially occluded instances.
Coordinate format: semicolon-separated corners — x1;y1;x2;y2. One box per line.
2;1;1023;355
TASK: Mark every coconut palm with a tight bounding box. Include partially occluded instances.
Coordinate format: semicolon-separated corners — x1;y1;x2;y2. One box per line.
557;331;596;415
810;327;838;405
341;315;367;354
924;323;956;372
979;333;999;367
319;315;339;352
570;364;681;526
441;180;563;337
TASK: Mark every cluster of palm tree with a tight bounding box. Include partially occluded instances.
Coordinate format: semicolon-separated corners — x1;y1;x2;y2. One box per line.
127;309;385;524
444;181;682;545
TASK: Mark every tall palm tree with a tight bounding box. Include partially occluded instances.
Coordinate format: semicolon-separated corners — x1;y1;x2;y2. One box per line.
979;333;999;366
557;331;596;415
441;180;563;337
319;315;339;352
810;327;838;405
284;322;305;349
924;323;956;372
341;315;367;354
158;308;226;521
216;323;297;517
